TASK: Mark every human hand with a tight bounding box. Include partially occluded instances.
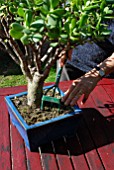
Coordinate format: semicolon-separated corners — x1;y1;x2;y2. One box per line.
61;70;101;106
59;49;72;67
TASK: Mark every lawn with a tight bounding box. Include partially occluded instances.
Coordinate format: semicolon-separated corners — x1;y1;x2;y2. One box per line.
0;52;56;88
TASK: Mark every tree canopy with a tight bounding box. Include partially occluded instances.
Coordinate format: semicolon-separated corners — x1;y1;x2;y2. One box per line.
0;0;114;48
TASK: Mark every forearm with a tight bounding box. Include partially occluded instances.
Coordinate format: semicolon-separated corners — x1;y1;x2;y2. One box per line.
97;52;114;76
88;52;114;80
62;52;114;106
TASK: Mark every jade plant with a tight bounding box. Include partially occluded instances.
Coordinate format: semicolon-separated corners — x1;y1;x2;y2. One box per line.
0;0;114;109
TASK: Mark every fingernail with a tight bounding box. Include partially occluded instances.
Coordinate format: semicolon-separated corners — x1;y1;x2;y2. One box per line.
81;101;83;105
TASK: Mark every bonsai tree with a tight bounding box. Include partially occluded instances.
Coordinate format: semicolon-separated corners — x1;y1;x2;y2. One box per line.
0;0;114;109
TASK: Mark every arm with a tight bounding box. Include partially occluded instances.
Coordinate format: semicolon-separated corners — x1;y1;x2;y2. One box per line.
61;52;114;106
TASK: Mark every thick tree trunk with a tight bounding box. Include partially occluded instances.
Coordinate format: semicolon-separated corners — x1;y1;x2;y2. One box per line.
27;74;44;109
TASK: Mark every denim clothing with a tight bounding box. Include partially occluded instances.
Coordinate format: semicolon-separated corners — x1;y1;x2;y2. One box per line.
67;21;114;73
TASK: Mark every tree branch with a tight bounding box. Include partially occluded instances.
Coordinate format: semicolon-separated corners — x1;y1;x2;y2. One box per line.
43;47;61;79
1;17;32;80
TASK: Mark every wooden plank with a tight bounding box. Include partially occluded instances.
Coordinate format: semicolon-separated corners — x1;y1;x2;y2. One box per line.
65;134;90;170
40;142;58;170
97;78;114;86
103;84;114;110
79;84;114;170
90;85;114;117
0;82;54;96
76;116;104;170
39;79;111;169
0;85;27;96
59;80;72;93
59;79;114;94
0;96;11;170
25;147;42;170
52;138;74;170
0;78;113;96
1;79;114;170
10;123;27;170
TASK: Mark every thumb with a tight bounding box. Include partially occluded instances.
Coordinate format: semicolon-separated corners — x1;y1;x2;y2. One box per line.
60;54;67;67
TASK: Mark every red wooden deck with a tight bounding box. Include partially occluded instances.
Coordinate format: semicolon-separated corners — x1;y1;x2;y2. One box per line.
1;78;114;170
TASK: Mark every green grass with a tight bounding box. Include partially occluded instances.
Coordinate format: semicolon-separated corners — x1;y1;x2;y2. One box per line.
0;52;56;88
0;68;56;88
0;75;26;87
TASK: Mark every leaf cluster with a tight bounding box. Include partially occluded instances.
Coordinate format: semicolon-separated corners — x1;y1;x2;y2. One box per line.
0;0;114;47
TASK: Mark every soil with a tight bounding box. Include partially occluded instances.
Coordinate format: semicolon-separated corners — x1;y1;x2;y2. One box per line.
12;93;74;125
1;52;73;125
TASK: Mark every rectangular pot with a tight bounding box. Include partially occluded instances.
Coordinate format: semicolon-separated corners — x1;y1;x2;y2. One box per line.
5;85;81;151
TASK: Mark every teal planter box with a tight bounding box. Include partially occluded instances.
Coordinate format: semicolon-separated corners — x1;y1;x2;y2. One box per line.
5;85;81;151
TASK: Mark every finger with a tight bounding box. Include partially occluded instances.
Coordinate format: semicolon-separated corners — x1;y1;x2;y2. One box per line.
61;81;78;102
64;86;82;106
61;88;73;102
81;93;90;104
60;49;73;67
70;90;83;106
60;56;65;67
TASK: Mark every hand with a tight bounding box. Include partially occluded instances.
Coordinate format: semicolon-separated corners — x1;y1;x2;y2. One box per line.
61;70;101;106
59;49;72;67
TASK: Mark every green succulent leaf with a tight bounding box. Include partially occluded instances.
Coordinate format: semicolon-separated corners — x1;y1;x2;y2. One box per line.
25;9;33;27
50;8;65;17
50;42;58;47
0;5;6;10
23;28;31;34
49;0;59;9
106;0;114;4
32;33;43;42
64;21;70;33
48;28;60;39
17;8;25;17
78;13;88;28
47;15;58;28
40;2;49;15
84;4;99;11
70;18;77;31
9;6;17;13
19;3;26;8
104;7;113;14
30;19;44;29
10;22;24;31
21;34;30;44
9;29;24;39
34;0;43;5
101;29;112;35
72;28;80;36
70;36;80;42
60;34;68;39
1;0;114;48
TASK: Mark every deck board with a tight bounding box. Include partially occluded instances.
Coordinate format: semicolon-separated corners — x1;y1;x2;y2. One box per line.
40;143;58;170
10;123;27;170
0;96;11;170
25;148;42;170
65;135;90;170
77;118;104;170
52;138;73;170
79;80;114;170
0;78;114;170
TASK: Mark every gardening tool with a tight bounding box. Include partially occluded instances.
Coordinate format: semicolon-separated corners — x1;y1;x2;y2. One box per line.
41;66;63;111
